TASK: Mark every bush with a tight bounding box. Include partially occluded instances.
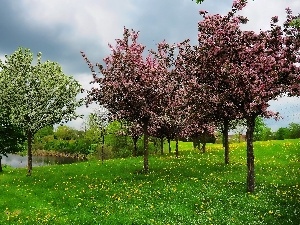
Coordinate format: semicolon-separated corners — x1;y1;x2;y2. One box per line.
94;145;114;160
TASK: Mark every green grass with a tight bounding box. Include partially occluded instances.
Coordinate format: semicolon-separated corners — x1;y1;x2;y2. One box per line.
0;140;299;224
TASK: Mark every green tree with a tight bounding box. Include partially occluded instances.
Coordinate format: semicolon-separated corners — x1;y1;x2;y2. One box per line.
84;108;109;144
275;127;289;140
55;125;78;140
34;126;54;140
253;117;272;141
85;108;110;161
0;47;82;175
286;123;300;139
0;111;26;172
33;126;54;150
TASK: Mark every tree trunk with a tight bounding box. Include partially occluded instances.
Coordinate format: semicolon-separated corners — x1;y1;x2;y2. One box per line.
197;142;200;151
223;119;230;165
168;138;171;153
0;155;2;172
27;130;33;176
246;116;256;193
202;133;207;153
193;139;196;150
143;121;149;173
202;142;206;153
154;138;158;154
160;137;164;155
175;136;179;158
193;137;201;151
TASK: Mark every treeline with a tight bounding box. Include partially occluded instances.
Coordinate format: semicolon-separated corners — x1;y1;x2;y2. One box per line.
254;122;300;141
275;124;300;140
31;116;300;159
30;121;158;159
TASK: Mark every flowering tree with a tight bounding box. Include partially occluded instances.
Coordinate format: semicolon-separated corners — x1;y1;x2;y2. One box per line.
174;37;236;162
0;47;82;176
181;113;215;153
149;117;174;155
82;28;169;172
152;41;202;158
193;0;300;192
127;122;143;156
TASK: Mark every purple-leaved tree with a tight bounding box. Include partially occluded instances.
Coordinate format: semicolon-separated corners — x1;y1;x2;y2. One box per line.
82;28;169;172
192;0;300;192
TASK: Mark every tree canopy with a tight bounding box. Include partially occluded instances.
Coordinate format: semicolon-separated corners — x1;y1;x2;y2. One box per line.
84;0;300;192
0;47;83;175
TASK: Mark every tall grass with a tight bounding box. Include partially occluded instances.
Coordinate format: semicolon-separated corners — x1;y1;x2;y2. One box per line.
0;139;299;224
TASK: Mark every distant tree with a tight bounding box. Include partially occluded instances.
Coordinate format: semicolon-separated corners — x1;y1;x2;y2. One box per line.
151;118;175;154
32;126;54;151
274;127;288;140
148;42;188;158
34;126;54;140
254;117;272;141
128;122;143;157
86;107;110;161
0;47;82;176
150;118;168;155
286;123;300;139
232;119;247;143
55;126;78;141
162;73;188;158
181;110;215;153
84;107;110;143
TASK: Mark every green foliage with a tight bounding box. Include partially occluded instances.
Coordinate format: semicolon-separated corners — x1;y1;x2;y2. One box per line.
33;126;54;151
273;123;300;140
84;127;101;143
289;18;300;28
30;120;148;157
105;121;134;157
39;138;90;155
102;120;157;158
286;122;300;139
0;140;299;224
274;127;288;140
54;125;79;140
254;117;272;141
0;111;26;157
34;126;54;140
194;0;204;3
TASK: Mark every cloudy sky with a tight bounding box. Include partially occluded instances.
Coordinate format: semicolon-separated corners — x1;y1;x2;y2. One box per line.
0;0;300;131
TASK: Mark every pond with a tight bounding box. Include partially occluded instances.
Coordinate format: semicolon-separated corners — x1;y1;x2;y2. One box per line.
1;153;87;168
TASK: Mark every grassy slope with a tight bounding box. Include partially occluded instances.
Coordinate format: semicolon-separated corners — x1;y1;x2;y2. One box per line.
0;140;299;224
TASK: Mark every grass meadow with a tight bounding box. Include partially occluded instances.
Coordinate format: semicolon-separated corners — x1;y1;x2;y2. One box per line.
0;139;299;224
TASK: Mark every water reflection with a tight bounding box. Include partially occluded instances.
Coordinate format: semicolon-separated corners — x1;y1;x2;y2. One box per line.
1;154;86;168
